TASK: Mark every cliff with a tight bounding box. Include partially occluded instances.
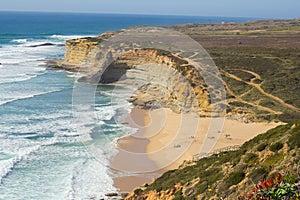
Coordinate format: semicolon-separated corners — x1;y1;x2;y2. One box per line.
108;49;211;114
50;35;214;116
64;31;117;66
48;19;300;122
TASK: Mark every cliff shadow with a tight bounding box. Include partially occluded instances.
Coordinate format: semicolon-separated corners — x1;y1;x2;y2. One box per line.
99;62;129;84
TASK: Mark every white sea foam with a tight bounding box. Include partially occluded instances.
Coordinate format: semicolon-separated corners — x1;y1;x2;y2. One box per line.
67;159;117;200
0;34;128;199
0;74;39;84
0;145;41;184
94;106;117;121
0;36;65;86
0;89;62;106
49;34;96;40
11;39;28;43
0;136;58;185
66;72;81;79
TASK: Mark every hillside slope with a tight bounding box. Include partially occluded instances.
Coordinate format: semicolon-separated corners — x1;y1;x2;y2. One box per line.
126;120;300;199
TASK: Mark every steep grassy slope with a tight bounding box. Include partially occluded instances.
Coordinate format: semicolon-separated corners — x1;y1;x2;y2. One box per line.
126;120;300;199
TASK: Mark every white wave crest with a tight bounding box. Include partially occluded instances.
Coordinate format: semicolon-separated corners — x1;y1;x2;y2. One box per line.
49;35;96;40
0;74;40;84
11;39;28;43
0;145;40;184
0;89;62;106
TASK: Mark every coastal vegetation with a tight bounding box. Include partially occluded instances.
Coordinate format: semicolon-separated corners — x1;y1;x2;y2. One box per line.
208;46;300;122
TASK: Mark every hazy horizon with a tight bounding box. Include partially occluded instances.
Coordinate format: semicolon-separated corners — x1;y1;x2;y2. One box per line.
0;0;299;19
0;10;263;19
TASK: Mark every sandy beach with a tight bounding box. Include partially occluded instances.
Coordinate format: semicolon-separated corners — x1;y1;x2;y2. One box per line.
111;108;281;192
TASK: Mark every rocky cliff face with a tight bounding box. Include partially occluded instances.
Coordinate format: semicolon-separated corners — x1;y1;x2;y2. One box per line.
78;48;212;115
107;49;211;115
54;33;213;115
64;31;117;66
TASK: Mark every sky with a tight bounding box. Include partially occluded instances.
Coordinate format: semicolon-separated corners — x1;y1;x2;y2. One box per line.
0;0;299;19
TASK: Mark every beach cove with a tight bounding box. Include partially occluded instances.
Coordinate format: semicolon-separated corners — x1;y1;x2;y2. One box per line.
112;108;280;192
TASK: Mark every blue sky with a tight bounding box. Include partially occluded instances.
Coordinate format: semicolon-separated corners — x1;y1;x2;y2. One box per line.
0;0;299;19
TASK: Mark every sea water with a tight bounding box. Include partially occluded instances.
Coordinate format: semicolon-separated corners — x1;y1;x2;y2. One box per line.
0;11;254;199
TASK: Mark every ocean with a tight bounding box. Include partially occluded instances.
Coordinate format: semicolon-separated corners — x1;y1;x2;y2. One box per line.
0;11;254;199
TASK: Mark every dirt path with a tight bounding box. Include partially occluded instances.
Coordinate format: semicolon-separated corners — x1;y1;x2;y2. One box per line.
223;70;300;113
173;52;294;115
220;77;282;115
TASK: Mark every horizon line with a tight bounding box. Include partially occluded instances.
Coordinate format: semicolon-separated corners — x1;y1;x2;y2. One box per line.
0;9;282;20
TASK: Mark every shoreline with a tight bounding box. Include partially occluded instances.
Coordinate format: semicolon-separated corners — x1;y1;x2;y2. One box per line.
110;108;159;192
111;107;282;193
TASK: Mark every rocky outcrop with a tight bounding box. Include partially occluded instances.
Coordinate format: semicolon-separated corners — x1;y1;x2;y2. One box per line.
64;31;116;65
46;31;117;72
48;32;215;116
98;49;211;115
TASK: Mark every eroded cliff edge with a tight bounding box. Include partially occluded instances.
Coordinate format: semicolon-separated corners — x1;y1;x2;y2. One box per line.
47;31;217;116
47;19;300;122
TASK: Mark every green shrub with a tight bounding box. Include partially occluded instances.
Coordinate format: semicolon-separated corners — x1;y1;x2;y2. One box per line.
263;154;284;168
249;167;269;183
288;128;300;149
244;153;259;164
283;174;298;184
257;143;268;151
134;188;143;195
225;171;245;185
173;189;183;200
194;181;208;195
269;142;284;152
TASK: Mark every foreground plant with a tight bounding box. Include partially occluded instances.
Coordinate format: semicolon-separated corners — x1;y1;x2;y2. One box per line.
241;173;300;200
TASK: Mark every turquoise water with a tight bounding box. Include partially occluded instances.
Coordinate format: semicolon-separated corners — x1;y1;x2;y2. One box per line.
0;11;254;199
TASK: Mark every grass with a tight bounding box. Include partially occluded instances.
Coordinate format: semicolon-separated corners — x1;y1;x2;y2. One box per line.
242;88;264;103
287;123;300;149
222;75;252;96
244;153;259;164
173;189;183;200
257;143;268;151
263;154;284;168
225;171;246;185
206;47;300;122
249;167;269;183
